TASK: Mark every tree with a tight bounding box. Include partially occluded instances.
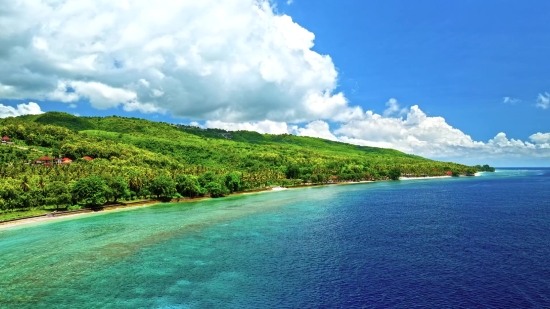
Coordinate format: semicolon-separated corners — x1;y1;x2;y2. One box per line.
139;189;151;199
175;174;202;198
23;188;45;209
198;171;217;188
285;165;300;179
0;179;24;211
388;167;401;180
44;181;72;210
224;172;242;193
107;176;130;202
148;176;176;198
204;181;227;198
71;176;109;207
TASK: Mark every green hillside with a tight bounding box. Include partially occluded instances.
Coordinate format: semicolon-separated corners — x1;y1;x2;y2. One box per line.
0;112;486;213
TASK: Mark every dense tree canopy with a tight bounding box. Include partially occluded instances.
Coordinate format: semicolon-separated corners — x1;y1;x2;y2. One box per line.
71;176;109;207
148;176;176;199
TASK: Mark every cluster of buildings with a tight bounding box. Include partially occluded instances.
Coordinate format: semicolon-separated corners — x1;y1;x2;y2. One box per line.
3;135;94;166
33;156;93;166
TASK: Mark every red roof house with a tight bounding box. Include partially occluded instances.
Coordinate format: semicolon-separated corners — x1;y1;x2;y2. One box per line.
82;156;93;161
35;156;53;165
1;136;9;143
56;157;73;165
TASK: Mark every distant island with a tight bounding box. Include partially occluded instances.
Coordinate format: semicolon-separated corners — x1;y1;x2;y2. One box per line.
0;112;493;220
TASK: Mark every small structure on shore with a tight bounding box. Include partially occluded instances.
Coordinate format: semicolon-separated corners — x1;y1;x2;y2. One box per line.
1;136;11;144
35;156;54;165
82;156;93;161
327;175;339;183
55;157;73;164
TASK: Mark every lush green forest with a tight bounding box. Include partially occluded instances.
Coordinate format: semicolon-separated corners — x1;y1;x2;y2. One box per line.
0;112;490;214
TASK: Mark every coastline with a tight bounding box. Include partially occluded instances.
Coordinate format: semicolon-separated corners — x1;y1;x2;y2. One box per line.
399;176;452;180
0;175;472;230
0;211;94;230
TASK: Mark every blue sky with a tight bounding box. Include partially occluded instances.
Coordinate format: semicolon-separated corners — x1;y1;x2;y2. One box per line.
278;0;550;141
1;0;549;166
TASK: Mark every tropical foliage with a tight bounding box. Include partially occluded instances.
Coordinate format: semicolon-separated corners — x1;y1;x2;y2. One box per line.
0;112;490;213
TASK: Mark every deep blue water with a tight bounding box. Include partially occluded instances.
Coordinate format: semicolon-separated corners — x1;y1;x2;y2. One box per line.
1;168;550;308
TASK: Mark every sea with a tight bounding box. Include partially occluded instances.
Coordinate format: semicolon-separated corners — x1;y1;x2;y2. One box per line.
1;168;549;308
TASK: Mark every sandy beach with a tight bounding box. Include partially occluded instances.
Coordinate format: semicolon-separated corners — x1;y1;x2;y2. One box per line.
0;211;95;230
0;175;474;230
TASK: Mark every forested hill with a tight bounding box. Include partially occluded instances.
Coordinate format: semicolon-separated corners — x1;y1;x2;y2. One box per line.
11;112;431;168
0;112;487;211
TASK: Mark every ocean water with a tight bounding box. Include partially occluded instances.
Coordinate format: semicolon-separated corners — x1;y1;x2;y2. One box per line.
1;168;550;308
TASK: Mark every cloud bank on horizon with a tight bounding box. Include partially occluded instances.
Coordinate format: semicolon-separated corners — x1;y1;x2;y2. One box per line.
0;0;549;165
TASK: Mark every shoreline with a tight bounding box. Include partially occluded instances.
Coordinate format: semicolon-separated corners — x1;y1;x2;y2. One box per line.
399;176;452;180
0;175;472;230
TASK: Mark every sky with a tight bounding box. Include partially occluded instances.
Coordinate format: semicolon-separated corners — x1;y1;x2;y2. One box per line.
1;0;549;166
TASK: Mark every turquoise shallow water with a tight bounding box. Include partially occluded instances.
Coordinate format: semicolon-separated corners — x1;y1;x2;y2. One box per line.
1;169;550;308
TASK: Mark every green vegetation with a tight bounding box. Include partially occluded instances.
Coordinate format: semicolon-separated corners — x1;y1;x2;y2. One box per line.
0;112;493;217
0;208;51;221
476;164;496;172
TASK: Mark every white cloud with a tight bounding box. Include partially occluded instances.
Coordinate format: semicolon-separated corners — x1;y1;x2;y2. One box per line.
205;119;290;134
0;102;44;118
48;80;160;113
530;132;550;145
503;96;519;104
189;121;203;128
0;0;352;122
536;93;550;109
334;103;485;157
69;81;136;109
294;120;338;141
287;0;294;5
383;98;407;116
330;103;550;164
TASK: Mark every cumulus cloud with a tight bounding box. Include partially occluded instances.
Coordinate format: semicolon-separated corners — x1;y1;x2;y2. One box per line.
333;105;550;164
536;93;550;109
334;103;486;157
0;0;352;122
529;133;550;145
0;102;43;118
